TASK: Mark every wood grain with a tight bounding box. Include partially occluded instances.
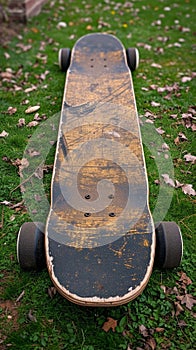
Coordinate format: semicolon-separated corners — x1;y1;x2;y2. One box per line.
45;33;155;306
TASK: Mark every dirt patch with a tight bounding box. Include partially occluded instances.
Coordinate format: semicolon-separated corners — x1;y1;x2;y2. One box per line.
0;300;20;348
0;21;24;47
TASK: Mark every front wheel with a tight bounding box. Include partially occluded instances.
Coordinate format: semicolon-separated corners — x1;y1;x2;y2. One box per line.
126;48;139;71
154;221;183;269
17;222;45;271
58;48;71;72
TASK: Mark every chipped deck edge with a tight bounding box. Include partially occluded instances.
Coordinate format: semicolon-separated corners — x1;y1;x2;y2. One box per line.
45;233;155;307
45;33;156;306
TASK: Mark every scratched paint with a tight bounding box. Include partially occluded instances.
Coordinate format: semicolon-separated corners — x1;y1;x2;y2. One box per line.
45;33;155;306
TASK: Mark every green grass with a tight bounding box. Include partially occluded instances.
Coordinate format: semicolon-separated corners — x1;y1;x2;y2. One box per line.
0;0;195;349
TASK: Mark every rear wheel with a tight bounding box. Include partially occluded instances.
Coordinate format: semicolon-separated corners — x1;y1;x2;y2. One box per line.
58;48;71;72
154;221;183;269
17;222;45;270
126;48;139;71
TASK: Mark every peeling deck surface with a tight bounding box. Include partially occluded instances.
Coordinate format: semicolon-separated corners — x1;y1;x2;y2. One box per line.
45;33;155;306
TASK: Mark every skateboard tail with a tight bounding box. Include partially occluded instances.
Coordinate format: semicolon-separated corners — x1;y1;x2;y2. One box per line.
46;218;155;307
46;246;155;307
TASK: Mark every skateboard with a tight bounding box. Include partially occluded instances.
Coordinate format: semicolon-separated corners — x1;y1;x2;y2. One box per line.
17;33;183;307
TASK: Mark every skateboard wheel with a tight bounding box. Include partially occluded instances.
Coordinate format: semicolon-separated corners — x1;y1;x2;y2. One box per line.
17;222;45;271
58;48;71;72
154;221;183;269
126;48;139;71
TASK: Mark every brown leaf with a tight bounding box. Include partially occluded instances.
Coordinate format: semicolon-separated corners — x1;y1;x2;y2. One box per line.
146;336;156;350
181;76;192;83
151;101;161;107
4;52;10;59
0;71;14;79
16;43;32;52
184;153;196;164
170;114;178;119
0;130;9;138
28;310;37;322
155;327;164;333
156;127;166;136
182;184;196;196
174;136;180;145
27;149;40;157
7;106;17;115
139;325;148;337
180;294;196;310
175;180;184;188
25;106;40;114
17;118;26;127
162;142;170;151
24;85;37;93
102;317;117;332
192;123;196;131
178;320;187;327
178;132;188;141
179;272;192;286
48;286;57;299
162;174;175;187
174;301;184;316
27;121;39;127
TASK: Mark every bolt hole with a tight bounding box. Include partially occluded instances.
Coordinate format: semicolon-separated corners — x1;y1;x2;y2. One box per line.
85;194;91;200
90;65;94;68
104;65;107;68
108;194;114;199
109;212;115;217
84;213;91;217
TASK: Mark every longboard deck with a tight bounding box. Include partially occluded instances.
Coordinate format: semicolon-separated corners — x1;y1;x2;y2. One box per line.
45;33;155;306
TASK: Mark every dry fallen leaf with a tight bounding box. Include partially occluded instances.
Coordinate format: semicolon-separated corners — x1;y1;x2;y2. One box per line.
178;294;196;310
16;43;32;52
7;106;17;115
0;130;9;138
151;101;161;107
181;76;192;83
27;149;40;157
102;317;117;332
27;121;39;127
174;301;184;316
162;142;170;151
24;85;37;93
17;118;26;127
179;272;192;286
139;324;148;337
162;174;175;187
182;184;196;196
4;52;10;59
25;106;40;114
28;310;37;322
178;132;188;141
48;286;57;299
19;158;29;173
146;336;156;350
151;63;162;69
184;153;196;164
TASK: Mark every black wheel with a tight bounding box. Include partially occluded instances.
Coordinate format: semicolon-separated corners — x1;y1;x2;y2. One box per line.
58;48;71;72
126;48;139;71
17;222;45;270
154;221;183;269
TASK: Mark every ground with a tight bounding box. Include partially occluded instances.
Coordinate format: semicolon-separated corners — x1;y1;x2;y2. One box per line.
0;0;195;349
0;21;24;47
